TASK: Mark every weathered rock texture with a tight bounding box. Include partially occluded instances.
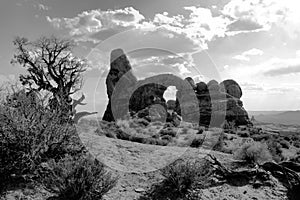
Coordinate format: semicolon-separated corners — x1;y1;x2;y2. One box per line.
103;49;250;127
102;49;137;121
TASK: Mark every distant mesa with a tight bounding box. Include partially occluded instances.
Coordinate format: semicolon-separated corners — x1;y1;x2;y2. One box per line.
102;48;251;127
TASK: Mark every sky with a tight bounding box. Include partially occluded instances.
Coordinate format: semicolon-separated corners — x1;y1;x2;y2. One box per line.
1;0;300;115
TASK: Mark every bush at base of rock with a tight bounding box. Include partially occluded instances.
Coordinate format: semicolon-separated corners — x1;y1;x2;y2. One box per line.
234;142;272;165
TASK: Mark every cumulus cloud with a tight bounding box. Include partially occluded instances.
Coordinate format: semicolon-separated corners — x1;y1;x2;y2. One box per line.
47;7;145;43
233;48;263;61
47;5;233;49
183;6;230;48
222;0;283;33
222;0;300;37
45;2;300;80
153;13;184;27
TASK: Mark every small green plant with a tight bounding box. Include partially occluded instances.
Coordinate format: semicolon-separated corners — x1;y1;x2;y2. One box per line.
40;154;118;200
234;142;272;165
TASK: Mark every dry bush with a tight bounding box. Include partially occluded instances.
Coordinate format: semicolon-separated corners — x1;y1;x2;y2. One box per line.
0;89;83;192
212;131;225;152
159;128;177;137
39;154;118;200
267;139;284;162
234;142;272;165
294;141;300;148
278;139;290;149
190;137;205;148
159;158;212;197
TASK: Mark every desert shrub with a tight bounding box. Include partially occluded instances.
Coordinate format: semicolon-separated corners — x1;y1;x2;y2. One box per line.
251;133;271;141
163;122;175;128
142;137;169;146
0;89;82;192
161;135;173;142
212;131;225;152
155;139;169;146
234;142;272;165
294;141;300;148
105;131;116;138
197;128;204;134
190;137;204;148
39;154;117;200
267;140;284;162
278;139;290;149
151;134;160;139
284;136;291;142
159;128;177;137
249;127;262;135
115;129;130;140
160;158;212;196
143;137;158;145
290;151;300;163
181;127;189;134
129;135;146;143
238;131;250;138
222;120;236;130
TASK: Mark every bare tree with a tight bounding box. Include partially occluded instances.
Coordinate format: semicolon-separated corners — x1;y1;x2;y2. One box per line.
11;36;88;117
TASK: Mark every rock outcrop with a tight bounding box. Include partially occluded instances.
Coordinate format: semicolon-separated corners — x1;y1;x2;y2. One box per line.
176;78;250;127
102;48;250;127
102;49;137;121
220;79;242;99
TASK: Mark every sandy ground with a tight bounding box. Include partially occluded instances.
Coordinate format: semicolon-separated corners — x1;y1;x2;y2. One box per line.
78;128;288;200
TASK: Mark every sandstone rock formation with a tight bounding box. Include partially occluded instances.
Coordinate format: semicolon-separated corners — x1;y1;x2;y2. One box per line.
176;78;250;127
102;48;250;127
220;79;242;99
102;49;137;121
